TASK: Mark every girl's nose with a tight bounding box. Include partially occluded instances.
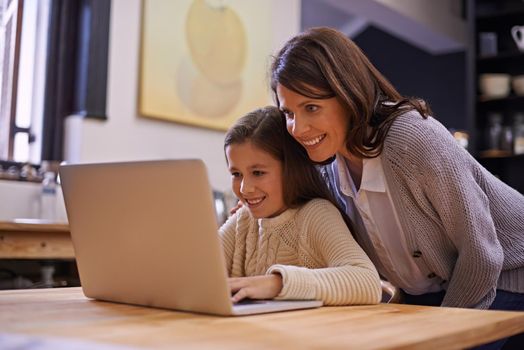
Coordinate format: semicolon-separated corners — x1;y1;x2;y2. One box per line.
240;179;254;194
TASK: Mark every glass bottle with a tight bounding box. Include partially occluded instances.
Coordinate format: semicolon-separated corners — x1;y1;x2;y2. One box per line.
40;171;57;221
513;113;524;155
500;126;513;153
486;112;503;150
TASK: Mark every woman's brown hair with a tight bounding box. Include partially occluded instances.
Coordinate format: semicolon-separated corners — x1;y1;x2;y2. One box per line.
270;26;432;158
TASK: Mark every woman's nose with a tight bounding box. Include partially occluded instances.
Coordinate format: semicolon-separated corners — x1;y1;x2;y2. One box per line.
289;115;309;137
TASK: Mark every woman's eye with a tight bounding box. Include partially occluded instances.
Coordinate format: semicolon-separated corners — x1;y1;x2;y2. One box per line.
231;172;241;178
282;110;294;120
253;170;265;176
306;105;319;112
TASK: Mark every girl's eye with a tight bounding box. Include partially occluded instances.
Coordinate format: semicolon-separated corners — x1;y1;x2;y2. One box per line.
253;170;265;176
231;172;241;178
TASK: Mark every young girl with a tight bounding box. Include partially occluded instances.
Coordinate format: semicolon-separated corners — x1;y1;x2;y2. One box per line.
219;105;381;305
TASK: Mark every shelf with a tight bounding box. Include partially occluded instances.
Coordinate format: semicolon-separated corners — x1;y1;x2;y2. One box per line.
477;52;524;74
477;51;524;63
478;149;512;158
477;150;524;160
471;1;524;194
477;95;524;109
476;9;524;24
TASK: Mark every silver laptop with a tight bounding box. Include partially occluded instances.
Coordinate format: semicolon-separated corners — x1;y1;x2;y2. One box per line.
59;159;322;316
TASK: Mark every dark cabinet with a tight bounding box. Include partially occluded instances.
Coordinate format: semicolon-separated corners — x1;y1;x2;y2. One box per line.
467;0;524;193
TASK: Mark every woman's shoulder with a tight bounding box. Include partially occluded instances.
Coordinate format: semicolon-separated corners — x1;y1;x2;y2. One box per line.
388;110;449;142
381;109;476;183
384;110;459;158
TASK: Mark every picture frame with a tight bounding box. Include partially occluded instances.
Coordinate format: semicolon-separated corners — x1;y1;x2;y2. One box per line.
138;0;273;130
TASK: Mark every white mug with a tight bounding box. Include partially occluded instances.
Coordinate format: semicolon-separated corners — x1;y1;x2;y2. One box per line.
511;25;524;52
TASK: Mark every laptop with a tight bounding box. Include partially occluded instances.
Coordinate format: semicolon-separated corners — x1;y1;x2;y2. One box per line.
59;159;322;316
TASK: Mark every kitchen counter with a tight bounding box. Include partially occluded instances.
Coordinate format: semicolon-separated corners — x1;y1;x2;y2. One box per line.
0;219;73;259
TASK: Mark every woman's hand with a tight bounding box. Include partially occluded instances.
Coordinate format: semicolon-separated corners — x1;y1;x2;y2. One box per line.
228;274;283;303
229;200;243;215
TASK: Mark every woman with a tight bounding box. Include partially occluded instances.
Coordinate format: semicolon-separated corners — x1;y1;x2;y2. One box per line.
270;26;524;348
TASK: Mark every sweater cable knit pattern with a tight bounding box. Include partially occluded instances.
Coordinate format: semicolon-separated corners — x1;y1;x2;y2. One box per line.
219;198;382;305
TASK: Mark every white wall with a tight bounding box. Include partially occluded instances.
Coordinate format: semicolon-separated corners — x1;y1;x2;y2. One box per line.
65;0;300;192
0;180;67;221
0;0;299;220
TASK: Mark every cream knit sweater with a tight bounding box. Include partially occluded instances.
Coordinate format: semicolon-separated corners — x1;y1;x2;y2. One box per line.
218;198;382;305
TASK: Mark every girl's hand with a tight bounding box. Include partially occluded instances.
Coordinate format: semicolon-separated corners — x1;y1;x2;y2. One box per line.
228;274;283;303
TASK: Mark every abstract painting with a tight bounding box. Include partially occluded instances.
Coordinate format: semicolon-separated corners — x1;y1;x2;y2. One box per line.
139;0;273;130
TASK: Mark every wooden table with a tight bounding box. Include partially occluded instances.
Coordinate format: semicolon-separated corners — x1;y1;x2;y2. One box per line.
0;219;73;259
1;288;523;349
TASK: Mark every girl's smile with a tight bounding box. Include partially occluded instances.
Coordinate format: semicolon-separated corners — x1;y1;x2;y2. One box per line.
225;141;287;219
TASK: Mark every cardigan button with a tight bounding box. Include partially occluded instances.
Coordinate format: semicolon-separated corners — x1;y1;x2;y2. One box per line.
412;250;422;258
427;272;437;279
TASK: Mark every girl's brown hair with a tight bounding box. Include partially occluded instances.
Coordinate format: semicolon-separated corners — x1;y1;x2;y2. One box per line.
224;106;337;208
270;26;432;158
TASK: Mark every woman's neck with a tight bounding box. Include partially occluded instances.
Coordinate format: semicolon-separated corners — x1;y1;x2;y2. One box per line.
340;151;363;191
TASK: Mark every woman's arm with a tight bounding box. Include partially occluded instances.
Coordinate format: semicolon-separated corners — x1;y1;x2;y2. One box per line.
267;199;382;305
386;113;504;309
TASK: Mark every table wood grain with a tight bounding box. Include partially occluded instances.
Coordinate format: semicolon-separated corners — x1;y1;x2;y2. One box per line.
1;287;523;349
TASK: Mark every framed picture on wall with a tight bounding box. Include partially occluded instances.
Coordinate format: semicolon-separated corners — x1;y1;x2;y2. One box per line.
139;0;274;131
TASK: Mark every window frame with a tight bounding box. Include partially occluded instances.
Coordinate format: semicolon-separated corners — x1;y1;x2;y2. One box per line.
0;0;111;167
0;0;24;161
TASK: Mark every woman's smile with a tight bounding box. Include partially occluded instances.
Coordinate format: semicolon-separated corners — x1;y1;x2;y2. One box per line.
276;84;349;163
301;134;326;147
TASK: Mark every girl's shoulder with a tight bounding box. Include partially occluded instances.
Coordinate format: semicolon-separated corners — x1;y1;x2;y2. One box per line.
296;198;341;218
294;199;350;240
219;205;252;229
235;205;256;224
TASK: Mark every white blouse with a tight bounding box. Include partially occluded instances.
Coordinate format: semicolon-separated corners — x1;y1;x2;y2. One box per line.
335;154;442;295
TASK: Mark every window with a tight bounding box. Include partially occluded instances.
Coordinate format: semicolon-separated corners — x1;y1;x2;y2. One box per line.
0;0;110;168
0;0;22;161
1;0;50;164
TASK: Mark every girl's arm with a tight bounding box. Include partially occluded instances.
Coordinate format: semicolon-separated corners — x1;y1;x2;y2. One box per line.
267;199;382;305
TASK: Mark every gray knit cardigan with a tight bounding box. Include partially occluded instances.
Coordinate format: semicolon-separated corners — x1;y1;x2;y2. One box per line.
321;110;524;309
